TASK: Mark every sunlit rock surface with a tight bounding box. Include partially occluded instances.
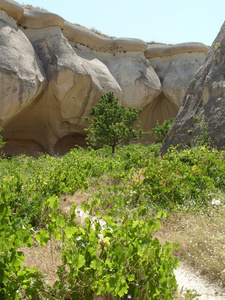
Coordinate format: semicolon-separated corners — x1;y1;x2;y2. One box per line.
0;0;209;155
161;22;225;154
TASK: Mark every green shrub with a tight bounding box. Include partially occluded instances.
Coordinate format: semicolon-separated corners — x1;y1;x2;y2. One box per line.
124;146;225;210
38;198;179;299
151;118;174;143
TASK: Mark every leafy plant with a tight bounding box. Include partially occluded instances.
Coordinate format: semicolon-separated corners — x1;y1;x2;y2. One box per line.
38;198;179;299
193;115;210;147
0;188;50;299
97;146;225;212
0;143;224;298
0;128;5;149
215;42;221;49
85;92;146;156
151;118;174;143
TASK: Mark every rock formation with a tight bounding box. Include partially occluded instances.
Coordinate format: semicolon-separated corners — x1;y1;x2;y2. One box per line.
0;0;209;155
161;22;225;155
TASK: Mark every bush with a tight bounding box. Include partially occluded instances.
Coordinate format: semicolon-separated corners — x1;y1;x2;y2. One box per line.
40;198;179;299
151;118;174;143
124;146;225;210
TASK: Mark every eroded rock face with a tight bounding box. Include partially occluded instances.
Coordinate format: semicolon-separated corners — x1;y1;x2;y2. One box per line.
3;26;122;155
161;22;225;155
0;0;209;155
0;10;46;126
145;43;208;107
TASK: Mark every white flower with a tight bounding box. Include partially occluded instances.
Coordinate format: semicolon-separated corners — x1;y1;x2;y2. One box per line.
211;199;221;205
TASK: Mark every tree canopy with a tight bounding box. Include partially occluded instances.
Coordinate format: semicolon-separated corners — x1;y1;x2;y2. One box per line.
85;92;145;156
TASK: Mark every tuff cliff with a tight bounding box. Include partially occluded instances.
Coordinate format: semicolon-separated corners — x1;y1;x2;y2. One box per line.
161;22;225;154
0;0;209;155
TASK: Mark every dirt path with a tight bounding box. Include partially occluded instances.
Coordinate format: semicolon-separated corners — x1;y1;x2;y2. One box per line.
66;195;225;299
73;202;225;299
175;262;225;299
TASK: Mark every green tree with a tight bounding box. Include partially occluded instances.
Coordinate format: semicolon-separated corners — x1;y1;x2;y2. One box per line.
85;92;145;156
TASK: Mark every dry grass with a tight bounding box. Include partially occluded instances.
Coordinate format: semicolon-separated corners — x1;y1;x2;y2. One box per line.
155;196;225;287
90;27;114;39
21;238;62;286
21;191;90;285
22;4;49;12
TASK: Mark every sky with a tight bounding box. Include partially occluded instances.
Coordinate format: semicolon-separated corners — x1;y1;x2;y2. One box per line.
16;0;225;46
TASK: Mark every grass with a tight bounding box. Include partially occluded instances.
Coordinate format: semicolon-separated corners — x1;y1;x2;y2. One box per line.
90;27;114;38
22;4;49;12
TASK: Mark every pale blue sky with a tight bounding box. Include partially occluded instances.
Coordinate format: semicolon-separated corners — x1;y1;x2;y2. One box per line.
16;0;225;46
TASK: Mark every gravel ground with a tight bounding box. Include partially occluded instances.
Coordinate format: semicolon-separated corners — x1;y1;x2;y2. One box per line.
175;262;225;299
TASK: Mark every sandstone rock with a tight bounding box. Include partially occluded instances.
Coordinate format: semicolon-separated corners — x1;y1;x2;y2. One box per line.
3;26;122;155
161;22;225;154
0;15;46;127
93;50;161;109
145;42;209;58
0;0;23;21
0;1;209;155
63;21;148;53
146;43;209;107
17;8;64;29
139;93;179;144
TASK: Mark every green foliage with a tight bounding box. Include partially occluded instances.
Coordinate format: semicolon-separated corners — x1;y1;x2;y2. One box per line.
215;42;221;49
193;115;210;147
85;92;145;155
0;143;224;298
0;128;5;149
182;289;201;299
151;118;174;143
38;197;179;299
123;146;225;211
0;189;50;298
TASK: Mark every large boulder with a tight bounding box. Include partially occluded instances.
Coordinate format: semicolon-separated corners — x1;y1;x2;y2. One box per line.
0;9;46;127
4;26;122;155
161;22;225;155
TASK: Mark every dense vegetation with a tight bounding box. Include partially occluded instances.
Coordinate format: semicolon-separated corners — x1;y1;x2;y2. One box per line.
0;139;225;299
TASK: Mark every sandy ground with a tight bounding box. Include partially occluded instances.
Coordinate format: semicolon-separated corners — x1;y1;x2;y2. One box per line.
175;261;225;299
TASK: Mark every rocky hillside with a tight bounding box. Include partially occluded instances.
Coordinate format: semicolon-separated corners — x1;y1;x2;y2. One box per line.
0;0;209;155
161;22;225;155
